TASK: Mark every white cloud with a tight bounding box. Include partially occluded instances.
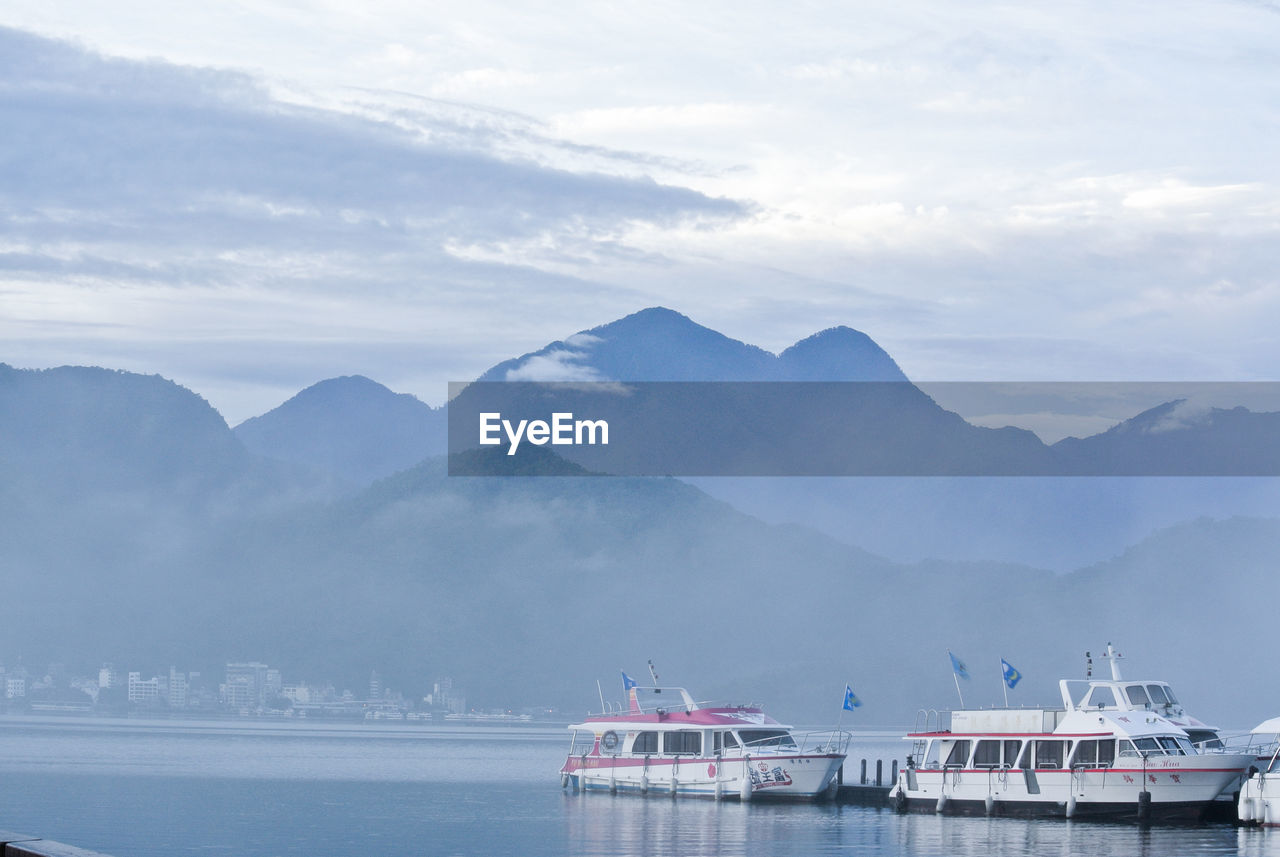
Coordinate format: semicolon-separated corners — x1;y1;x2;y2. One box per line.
2;0;1280;417
551;103;765;139
502;349;604;382
1148;399;1215;433
1123;180;1257;212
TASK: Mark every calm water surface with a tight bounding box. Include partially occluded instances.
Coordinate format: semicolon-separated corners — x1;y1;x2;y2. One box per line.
0;716;1274;857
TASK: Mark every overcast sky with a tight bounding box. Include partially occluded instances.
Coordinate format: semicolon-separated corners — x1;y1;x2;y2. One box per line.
3;1;1278;422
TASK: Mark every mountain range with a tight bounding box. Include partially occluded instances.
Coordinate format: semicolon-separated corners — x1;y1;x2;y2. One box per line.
1;308;1277;722
236;306;1280;566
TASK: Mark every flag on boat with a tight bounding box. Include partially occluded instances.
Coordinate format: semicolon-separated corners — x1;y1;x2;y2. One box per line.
949;651;970;680
622;671;640;712
1001;658;1022;689
842;684;862;711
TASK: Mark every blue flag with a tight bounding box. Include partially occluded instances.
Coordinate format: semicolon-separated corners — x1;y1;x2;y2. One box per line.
621;671;637;691
1001;659;1022;689
842;684;862;711
949;651;970;680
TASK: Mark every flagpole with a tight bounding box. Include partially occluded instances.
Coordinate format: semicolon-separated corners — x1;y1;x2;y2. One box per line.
949;651;965;708
1001;659;1009;708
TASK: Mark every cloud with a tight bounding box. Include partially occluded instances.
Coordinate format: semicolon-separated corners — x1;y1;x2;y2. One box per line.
502;349;604;382
1123;180;1257;212
0;26;745;288
1147;398;1215;433
4;0;1280;417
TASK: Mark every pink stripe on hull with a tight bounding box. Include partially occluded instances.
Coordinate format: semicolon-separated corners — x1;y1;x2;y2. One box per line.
562;754;842;773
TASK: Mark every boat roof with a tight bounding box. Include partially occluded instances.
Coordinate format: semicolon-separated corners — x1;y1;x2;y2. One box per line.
1252;717;1280;735
906;706;1196;740
570;706;785;730
568;685;788;730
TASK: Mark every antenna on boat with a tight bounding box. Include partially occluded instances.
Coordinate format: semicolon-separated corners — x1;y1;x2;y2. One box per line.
596;679;606;714
1103;642;1123;681
647;659;660;688
1086;651;1092;678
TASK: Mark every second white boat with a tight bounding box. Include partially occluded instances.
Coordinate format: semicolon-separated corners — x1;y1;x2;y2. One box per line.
889;647;1254;821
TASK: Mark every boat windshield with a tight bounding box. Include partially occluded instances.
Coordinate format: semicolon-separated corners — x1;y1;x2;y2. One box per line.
738;729;798;750
1129;736;1193;756
1186;729;1223;750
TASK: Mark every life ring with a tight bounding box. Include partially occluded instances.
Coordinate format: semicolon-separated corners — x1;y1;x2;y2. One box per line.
600;730;620;752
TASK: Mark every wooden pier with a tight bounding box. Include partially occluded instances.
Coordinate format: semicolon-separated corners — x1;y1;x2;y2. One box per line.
1;830;110;857
833;757;897;806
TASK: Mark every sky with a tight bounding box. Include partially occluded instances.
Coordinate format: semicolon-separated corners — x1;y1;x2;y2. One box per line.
3;1;1279;423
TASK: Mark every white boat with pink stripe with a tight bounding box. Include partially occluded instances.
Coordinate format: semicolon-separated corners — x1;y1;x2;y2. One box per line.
559;683;849;800
888;646;1254;821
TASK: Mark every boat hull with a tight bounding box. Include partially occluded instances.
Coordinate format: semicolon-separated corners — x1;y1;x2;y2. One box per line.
1239;772;1280;825
563;753;845;800
894;794;1218;822
891;754;1253;822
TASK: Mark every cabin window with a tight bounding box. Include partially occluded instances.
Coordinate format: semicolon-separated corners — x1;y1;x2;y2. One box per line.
632;732;658;754
973;740;1001;768
1157;737;1185;755
944;740;971;768
1186;729;1222;750
1126;685;1150;707
1117;740;1139;757
1164;686;1180;705
738;730;797;749
1086;686;1116;708
1072;740;1115;768
713;732;740;753
1004;740;1022;767
1132;737;1160;753
1034;740;1064;769
664;731;702;755
1147;685;1170;705
922;740;942;768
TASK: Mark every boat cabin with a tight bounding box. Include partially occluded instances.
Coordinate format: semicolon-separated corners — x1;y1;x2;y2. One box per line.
567;685;814;761
911;728;1198;774
1060;679;1222;748
611;727;797;758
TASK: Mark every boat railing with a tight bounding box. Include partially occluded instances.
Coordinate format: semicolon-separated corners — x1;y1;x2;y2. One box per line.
590;696;760;718
568;731;597;756
739;728;851;756
913;708;947;733
1211;732;1280;757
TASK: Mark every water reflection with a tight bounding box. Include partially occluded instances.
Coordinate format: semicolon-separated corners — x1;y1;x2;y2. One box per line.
2;719;1270;857
563;794;1250;857
1238;827;1280;857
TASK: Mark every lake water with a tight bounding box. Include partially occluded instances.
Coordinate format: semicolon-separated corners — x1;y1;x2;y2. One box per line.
1;715;1276;857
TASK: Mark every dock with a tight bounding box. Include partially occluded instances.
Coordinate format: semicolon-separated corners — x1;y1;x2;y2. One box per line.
1;830;111;857
833;757;897;806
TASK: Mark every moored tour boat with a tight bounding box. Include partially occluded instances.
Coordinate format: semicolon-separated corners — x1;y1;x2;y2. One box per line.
888;646;1254;822
1237;718;1280;825
560;681;849;800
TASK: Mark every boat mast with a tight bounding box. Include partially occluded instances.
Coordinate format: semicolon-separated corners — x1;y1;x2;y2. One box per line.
1102;642;1124;681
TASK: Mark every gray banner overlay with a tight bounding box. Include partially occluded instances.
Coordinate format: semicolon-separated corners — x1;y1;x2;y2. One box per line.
446;382;1280;476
